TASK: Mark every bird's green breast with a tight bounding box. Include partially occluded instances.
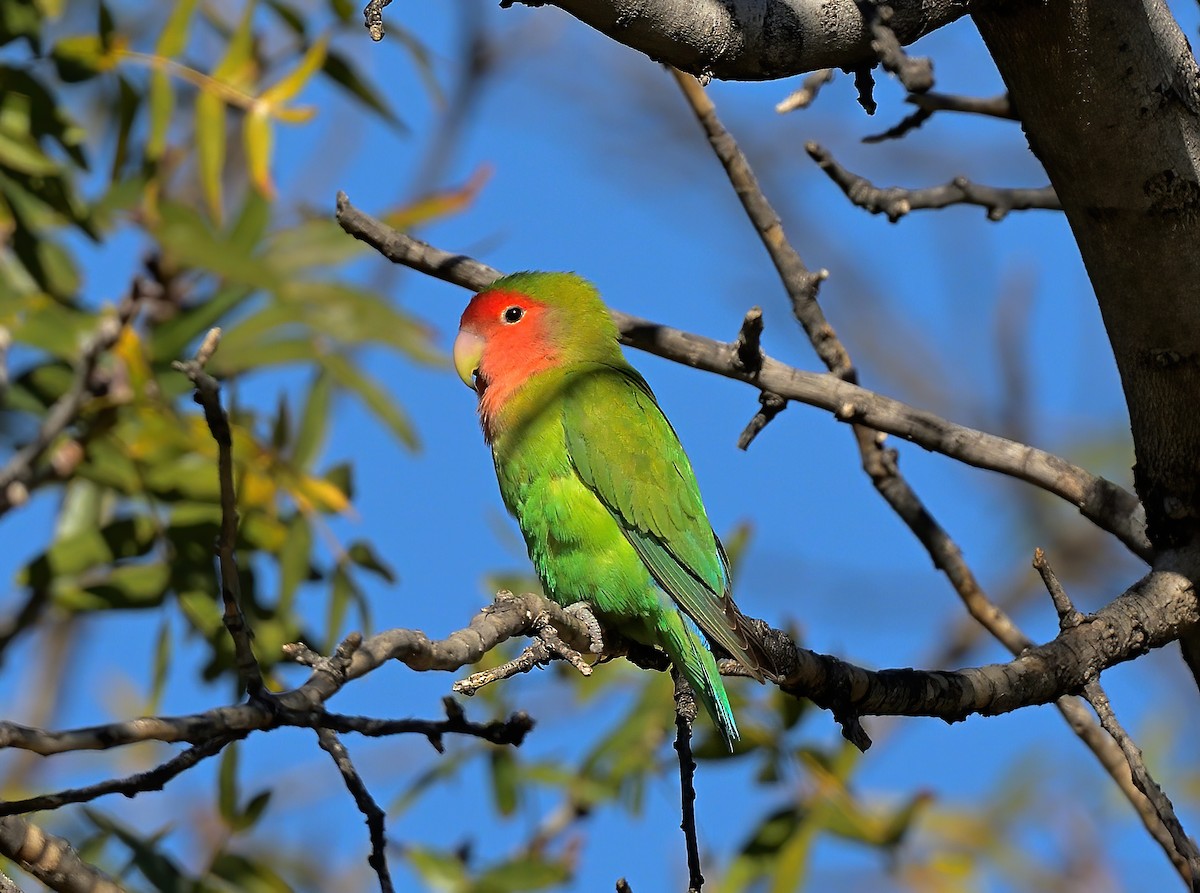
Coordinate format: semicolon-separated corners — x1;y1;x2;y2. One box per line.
490;375;659;622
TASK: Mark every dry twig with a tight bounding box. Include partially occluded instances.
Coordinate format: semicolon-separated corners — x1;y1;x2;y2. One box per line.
807;141;1061;221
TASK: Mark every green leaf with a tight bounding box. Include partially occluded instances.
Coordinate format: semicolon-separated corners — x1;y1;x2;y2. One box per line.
237;790;273;830
264;0;306;35
208;851;291;892
406;846;468;892
51;34;113;82
489;749;520;817
346;540;396;584
227;190;272;250
0;128;60;175
83;809;198;893
148;284;256;363
217;741;241;824
322;50;404;129
74;562;172;611
148;0;198;158
195;89;226;222
321;352;419;449
278;513;312;612
148;617;172;713
473;855;571;893
292;368;332;467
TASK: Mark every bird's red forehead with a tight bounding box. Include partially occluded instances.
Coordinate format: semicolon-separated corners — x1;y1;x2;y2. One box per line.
460;288;546;331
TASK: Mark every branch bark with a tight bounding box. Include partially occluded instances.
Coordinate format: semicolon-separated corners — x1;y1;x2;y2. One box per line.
503;0;970;80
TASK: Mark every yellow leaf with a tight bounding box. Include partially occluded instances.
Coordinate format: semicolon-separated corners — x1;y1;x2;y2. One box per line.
291;475;349;514
243;106;274;198
260;35;329;107
195;90;226;222
382;164;492;231
213;0;259;89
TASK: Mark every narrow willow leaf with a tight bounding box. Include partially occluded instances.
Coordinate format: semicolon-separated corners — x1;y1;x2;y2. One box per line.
292;368;332;468
260;34;328;106
322;352;419;449
243;106;274;197
195;89;226;222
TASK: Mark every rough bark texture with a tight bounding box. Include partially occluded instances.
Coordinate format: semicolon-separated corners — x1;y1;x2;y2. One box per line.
973;0;1200;550
534;0;971;80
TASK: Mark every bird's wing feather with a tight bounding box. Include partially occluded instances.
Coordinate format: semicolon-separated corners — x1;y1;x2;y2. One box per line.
561;364;769;680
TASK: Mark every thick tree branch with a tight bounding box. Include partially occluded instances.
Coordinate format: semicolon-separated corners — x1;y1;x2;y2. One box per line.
4;574;1194;760
0;817;122;893
500;0;969;81
334;194;1149;560
974;0;1200;549
807;142;1061;220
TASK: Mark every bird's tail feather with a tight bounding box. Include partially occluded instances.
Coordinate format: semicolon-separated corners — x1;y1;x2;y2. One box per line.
659;610;739;750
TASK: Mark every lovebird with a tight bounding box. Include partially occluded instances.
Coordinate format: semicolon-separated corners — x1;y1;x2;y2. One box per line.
453;271;773;748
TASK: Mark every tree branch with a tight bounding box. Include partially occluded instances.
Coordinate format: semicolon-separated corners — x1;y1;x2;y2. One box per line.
672;674;704;893
0;286;143;518
486;0;971;81
806;142;1061;220
0;817;123;893
1034;551;1200;888
3;574;1195;760
316;728;395;893
172;329;269;702
334;206;1148;562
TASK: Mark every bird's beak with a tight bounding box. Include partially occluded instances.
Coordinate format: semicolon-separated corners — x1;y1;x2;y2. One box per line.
453;329;485;391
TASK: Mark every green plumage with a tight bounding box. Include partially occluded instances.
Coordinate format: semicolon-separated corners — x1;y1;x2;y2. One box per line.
467;272;770;748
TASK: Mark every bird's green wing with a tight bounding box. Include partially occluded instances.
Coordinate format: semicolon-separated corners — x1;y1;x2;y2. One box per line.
562;363;770;680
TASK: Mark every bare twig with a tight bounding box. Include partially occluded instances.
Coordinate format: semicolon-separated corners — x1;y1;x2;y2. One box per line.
807;142;1061;221
0;734;240;816
0;287;142;518
864;90;1016;143
1035;552;1200;888
172;329;268;702
731;307;764;374
0;817;123;893
670;71;844;376
333;194;1149;562
776;69;835;113
862;105;933;143
317;729;395;893
1033;548;1085;630
906;91;1016;119
737;391;787;451
672;673;704;893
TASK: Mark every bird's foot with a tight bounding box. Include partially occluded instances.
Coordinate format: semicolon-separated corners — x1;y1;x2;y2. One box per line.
564;602;605;654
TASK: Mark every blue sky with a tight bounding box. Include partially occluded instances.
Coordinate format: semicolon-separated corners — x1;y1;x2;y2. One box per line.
4;1;1200;891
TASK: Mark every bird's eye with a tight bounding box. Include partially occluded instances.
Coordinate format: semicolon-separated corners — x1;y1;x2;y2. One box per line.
503;306;525;324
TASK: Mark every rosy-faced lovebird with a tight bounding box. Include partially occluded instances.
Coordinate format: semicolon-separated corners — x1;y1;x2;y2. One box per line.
453;271;773;749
